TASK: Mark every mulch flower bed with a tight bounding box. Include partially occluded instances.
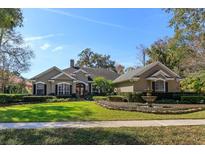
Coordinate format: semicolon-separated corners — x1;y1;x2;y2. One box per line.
97;101;205;114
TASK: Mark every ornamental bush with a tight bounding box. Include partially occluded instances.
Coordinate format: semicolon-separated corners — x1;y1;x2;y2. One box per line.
93;96;108;101
118;92;144;102
108;95;128;102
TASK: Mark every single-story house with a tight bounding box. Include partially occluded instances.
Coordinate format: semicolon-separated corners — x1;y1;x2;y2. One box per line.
30;59;119;96
113;61;181;93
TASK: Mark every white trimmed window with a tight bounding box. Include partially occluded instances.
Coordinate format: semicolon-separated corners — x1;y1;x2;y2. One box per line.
36;82;45;95
155;80;165;92
58;83;70;95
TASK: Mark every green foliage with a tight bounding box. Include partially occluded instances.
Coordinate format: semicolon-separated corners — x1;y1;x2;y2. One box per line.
0;8;23;29
108;95;128;102
165;9;205;40
76;48;116;71
0;94;27;104
180;72;205;93
93;77;114;95
23;96;56;102
93;96;108;101
4;83;29;94
181;96;205;103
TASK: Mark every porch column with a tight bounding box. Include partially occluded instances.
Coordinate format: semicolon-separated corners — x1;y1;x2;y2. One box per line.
72;81;76;94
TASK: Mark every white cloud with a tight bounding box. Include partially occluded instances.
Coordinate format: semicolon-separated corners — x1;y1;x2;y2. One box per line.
43;9;127;29
40;43;51;50
52;46;63;52
24;33;63;42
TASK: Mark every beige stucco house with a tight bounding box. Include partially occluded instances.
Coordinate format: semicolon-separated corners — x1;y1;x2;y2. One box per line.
30;59;119;97
113;61;181;93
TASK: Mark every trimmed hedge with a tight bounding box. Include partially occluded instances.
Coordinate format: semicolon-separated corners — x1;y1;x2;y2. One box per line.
108;95;128;102
93;96;108;101
23;96;56;102
0;94;27;104
153;92;203;100
118;92;144;102
181;96;205;103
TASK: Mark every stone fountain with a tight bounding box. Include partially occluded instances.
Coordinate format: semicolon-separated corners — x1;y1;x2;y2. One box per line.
141;89;157;107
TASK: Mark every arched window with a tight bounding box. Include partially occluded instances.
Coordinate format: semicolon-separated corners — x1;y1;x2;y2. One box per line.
155;80;165;92
36;82;45;95
58;83;70;95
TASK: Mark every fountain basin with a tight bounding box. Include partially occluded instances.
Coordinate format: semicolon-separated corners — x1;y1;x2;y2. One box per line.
142;96;157;107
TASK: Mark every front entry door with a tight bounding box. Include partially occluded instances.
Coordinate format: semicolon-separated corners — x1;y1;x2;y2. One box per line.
76;83;85;97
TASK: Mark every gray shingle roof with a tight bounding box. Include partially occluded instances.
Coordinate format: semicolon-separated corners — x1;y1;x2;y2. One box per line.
63;67;119;81
113;61;180;83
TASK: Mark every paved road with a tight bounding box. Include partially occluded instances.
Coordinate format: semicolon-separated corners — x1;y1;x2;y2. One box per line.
0;119;205;129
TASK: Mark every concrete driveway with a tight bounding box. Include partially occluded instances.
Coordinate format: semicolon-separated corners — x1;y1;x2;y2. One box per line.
0;119;205;129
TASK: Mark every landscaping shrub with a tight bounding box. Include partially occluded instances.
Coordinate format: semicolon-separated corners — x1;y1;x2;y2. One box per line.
23;96;56;102
93;96;108;101
181;96;205;103
156;99;180;104
153;92;203;100
108;95;128;102
118;92;144;102
0;94;27;104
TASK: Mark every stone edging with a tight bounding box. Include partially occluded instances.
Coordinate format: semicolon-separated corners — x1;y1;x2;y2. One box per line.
97;101;205;114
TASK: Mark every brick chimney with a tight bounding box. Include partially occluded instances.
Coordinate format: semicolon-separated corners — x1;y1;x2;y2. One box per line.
70;59;75;68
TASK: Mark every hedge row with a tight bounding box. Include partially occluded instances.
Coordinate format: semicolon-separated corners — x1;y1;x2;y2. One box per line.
93;96;108;101
153;92;204;100
23;96;56;102
93;95;128;102
0;94;27;104
181;96;205;103
0;94;56;104
108;95;128;102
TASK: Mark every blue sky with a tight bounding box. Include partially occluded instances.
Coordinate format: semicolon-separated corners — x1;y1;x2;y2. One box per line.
20;8;174;78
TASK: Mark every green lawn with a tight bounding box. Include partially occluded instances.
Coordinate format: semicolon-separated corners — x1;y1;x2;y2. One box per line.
0;101;205;122
0;126;205;144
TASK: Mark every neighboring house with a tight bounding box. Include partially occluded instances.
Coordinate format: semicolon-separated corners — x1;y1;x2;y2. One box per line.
113;61;181;93
30;59;119;96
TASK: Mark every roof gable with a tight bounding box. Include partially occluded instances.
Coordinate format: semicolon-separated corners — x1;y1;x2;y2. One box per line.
113;61;180;83
51;72;75;80
149;70;171;78
134;61;180;78
30;66;62;80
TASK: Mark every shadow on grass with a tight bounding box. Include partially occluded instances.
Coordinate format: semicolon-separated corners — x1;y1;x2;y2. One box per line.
0;128;144;145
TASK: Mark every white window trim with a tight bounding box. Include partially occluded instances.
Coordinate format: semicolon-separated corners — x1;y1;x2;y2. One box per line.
35;82;45;95
73;80;88;86
57;82;71;95
154;80;166;92
35;81;45;84
57;82;71;85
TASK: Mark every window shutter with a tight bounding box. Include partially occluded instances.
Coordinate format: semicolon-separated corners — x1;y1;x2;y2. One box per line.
44;84;47;95
152;82;155;92
88;83;91;94
165;82;168;92
55;85;58;95
33;84;36;95
70;85;72;95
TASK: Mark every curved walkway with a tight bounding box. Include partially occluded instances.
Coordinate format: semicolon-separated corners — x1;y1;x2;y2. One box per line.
0;119;205;129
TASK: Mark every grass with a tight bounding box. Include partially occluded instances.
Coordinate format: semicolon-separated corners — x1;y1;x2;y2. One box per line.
0;126;205;144
0;101;205;122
